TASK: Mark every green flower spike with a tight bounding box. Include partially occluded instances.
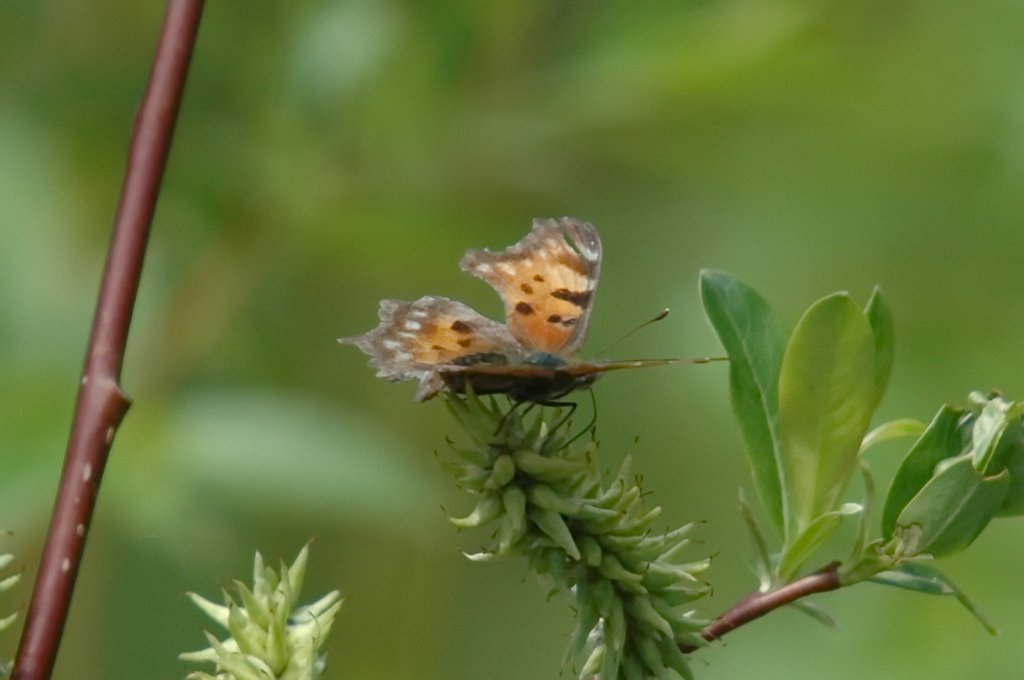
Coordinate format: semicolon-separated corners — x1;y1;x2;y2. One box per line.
181;545;342;680
0;537;21;678
444;392;711;680
0;552;20;635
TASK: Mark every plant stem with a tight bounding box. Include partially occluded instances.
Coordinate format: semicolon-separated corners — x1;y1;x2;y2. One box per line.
12;2;205;677
681;561;841;653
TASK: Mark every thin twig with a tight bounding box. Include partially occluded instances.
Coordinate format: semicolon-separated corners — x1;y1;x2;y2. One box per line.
681;561;842;653
12;2;205;677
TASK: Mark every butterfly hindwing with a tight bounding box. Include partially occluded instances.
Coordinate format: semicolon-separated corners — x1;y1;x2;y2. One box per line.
340;295;523;400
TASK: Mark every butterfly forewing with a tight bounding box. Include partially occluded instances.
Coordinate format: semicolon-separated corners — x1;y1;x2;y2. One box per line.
460;217;601;355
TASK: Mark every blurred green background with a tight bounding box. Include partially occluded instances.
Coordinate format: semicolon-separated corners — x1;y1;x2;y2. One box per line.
2;1;1024;678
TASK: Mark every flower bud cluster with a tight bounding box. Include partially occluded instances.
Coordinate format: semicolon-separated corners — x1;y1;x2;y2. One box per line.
444;393;710;679
181;545;342;680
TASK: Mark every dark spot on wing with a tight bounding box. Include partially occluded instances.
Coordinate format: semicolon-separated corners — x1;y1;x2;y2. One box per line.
552;288;592;308
515;302;534;315
520;282;534;294
457;338;472;348
450;320;472;333
451;352;509;367
547;314;578;327
431;344;445;350
533;274;545;282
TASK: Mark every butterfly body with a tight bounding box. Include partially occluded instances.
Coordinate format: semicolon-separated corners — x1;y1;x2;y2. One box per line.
341;217;687;402
439;364;599;403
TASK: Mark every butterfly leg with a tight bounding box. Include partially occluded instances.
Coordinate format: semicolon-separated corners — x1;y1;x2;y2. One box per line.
496;398;576;438
534;399;582;440
495;398;531;435
556;390;599;449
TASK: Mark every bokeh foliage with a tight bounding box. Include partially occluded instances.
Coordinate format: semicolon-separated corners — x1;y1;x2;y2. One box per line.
2;1;1024;678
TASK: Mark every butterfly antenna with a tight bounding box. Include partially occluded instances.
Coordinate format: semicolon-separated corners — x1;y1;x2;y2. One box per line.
595;308;671;356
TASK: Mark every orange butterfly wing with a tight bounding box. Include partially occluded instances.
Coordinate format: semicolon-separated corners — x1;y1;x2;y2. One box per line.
460;217;601;356
340;296;523;400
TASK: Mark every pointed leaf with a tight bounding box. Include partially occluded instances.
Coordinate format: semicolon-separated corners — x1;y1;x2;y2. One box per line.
963;393;1024;516
882;406;967;536
864;287;894;411
737;489;773;590
787;599;837;627
892;457;1009;557
968;393;1018;475
861;419;926;452
871;562;997;634
778;503;861;581
779;293;876;537
870;562;951;595
700;270;786;535
851;463;875;560
996;419;1024;516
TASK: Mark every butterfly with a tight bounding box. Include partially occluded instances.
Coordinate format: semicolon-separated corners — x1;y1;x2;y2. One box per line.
341;217;706;403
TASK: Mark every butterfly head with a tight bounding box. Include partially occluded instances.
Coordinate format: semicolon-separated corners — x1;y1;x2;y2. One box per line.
523;352;570;369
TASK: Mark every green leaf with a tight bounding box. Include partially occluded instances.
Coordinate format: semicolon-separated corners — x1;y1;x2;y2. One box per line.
892;457;1009;558
778;293;876;537
870;562;998;634
835;541;891;586
787;599;837;628
968;393;1018;475
881;406;967;536
861;419;926;452
778;503;861;581
700;270;786;535
864;287;894;411
737;489;773;591
995;420;1024;516
851;463;875;560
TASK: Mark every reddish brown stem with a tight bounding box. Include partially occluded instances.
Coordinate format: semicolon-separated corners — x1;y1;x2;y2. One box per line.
681;561;842;653
12;2;204;677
